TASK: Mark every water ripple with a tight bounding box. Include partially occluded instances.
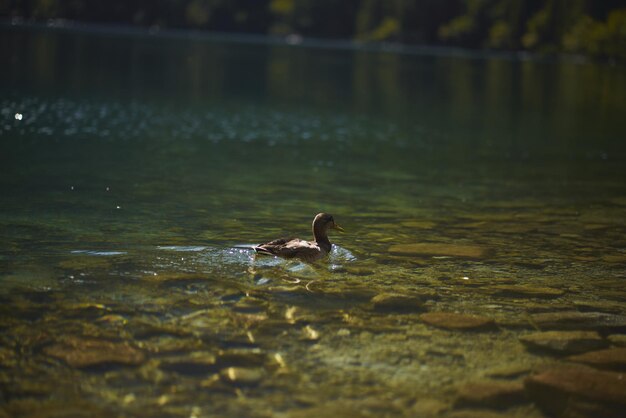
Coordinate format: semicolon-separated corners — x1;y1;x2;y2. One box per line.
70;250;127;256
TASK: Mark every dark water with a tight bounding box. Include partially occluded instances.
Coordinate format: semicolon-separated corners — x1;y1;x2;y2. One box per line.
1;25;625;418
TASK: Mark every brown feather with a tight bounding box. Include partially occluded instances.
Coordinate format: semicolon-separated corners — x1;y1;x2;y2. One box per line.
253;213;342;262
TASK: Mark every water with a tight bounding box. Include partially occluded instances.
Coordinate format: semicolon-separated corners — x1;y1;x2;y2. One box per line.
1;25;625;417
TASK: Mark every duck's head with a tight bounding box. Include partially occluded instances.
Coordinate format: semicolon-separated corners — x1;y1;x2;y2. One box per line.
313;213;344;233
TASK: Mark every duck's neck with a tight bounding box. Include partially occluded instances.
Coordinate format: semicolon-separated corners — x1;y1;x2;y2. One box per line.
313;225;332;251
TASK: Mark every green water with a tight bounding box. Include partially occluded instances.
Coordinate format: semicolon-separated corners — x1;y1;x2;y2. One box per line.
1;26;625;417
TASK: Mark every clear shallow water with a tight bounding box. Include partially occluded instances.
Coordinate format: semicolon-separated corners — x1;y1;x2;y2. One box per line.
1;25;626;418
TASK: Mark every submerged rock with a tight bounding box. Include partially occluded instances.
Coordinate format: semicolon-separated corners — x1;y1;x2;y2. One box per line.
447;277;515;288
343;265;376;276
232;297;268;314
215;349;267;368
1;378;58;398
0;347;17;368
529;311;626;332
401;220;437;229
455;380;526;409
411;398;449;416
519;331;608;355
608;334;626;346
301;325;321;341
567;347;626;371
489;285;564;299
2;399;113;418
420;312;496;331
158;353;218;375
44;336;145;368
388;243;491;259
219;367;264;386
524;365;626;418
602;254;626;264
483;364;531;379
445;410;511;418
285;401;388;418
370;293;424;313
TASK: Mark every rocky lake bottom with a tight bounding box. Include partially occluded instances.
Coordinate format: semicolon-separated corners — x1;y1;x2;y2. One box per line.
2;198;625;418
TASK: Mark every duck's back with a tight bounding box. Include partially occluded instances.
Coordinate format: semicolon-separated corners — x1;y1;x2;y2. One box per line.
254;237;326;261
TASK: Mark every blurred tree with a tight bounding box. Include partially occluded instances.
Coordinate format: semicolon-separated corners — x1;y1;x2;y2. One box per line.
269;0;360;38
0;0;623;60
563;8;626;60
355;0;401;42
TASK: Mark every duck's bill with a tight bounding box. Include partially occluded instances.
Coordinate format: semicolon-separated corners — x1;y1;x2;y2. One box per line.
333;224;345;232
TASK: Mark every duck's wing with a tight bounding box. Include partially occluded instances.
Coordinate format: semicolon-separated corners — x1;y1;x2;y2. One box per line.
254;238;322;259
253;237;294;256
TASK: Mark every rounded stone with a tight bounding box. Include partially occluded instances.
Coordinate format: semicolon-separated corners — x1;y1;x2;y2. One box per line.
420;312;496;331
158;353;218;375
370;293;424;313
567;347;626;371
524;365;626;418
489;285;564;299
220;367;264;386
43;336;145;369
528;311;626;332
519;331;608;355
455;380;527;409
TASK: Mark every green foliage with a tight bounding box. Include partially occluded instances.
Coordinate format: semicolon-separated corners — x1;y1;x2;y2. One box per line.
360;16;399;41
563;8;626;59
488;20;511;49
522;7;550;49
185;0;212;26
1;0;623;60
439;15;475;44
269;0;294;15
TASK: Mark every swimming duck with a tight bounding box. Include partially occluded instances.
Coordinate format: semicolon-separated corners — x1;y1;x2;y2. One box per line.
253;213;344;262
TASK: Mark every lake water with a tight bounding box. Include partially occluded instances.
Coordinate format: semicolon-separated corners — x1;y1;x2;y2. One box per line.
1;24;625;418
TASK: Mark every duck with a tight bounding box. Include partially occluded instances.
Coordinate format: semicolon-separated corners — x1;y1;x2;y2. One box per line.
253;213;344;262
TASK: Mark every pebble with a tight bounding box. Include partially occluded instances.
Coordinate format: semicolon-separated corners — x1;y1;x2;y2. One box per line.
301;325;321;341
519;330;608;355
567;347;626;371
529;311;626;332
607;334;626;346
43;336;145;368
411;398;449;416
388;243;491;259
284;403;377;418
0;347;17;368
524;365;626;418
455;380;526;409
231;297;268;314
445;410;511;418
420;312;496;331
400;221;437;229
484;364;531;379
337;328;351;337
215;349;267;368
158;353;218;375
219;367;264;386
344;265;375;276
602;254;626;263
1;399;109;418
489;285;564;299
370;293;424;313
